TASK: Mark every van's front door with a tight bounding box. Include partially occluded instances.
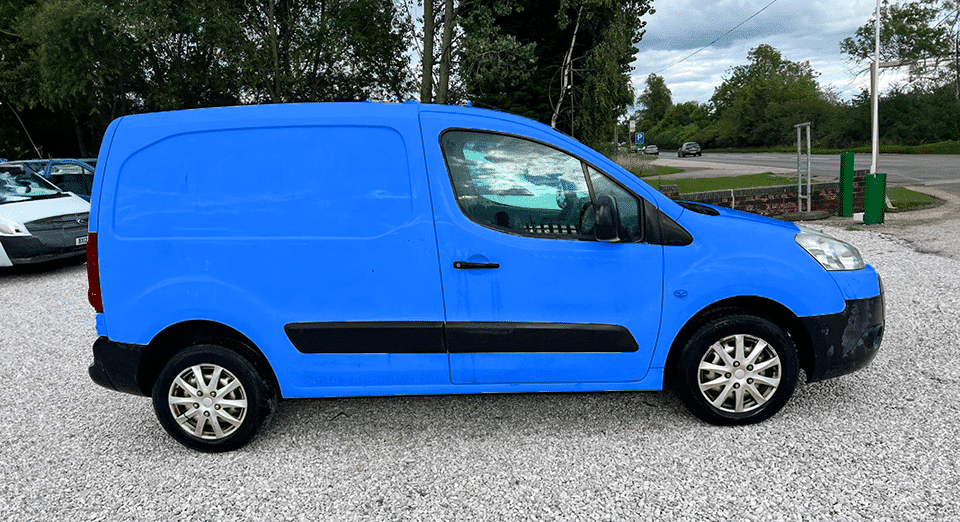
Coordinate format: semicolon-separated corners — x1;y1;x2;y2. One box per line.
420;113;664;384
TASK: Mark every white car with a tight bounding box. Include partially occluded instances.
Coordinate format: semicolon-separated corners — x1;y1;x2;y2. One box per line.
0;164;90;266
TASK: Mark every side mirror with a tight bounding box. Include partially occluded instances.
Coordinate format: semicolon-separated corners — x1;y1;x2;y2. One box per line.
594;194;620;242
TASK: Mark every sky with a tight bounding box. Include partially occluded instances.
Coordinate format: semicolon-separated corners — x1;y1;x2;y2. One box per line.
629;0;906;108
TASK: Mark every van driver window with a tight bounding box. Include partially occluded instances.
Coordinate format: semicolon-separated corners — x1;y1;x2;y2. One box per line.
440;131;594;238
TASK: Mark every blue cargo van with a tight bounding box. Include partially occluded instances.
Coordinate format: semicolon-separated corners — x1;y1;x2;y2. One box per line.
87;102;884;452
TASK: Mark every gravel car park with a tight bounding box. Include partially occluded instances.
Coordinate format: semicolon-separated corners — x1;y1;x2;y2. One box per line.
1;223;959;520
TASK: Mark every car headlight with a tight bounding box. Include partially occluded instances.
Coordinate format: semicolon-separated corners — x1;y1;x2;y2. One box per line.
0;216;30;236
795;226;865;271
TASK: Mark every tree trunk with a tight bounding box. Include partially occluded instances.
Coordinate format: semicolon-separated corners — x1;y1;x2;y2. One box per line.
955;36;959;100
72;111;88;158
420;0;435;103
268;0;282;103
436;0;454;104
551;7;582;132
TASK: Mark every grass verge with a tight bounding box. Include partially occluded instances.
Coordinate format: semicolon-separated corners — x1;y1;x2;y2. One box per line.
627;164;685;178
639;173;796;193
887;187;943;211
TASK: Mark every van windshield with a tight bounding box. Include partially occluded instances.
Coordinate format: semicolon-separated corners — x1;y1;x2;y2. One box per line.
0;167;66;204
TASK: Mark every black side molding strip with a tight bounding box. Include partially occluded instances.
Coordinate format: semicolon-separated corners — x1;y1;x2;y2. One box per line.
285;322;445;354
445;322;638;353
285;321;639;354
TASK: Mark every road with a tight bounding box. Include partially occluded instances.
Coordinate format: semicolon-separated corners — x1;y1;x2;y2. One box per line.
681;152;960;195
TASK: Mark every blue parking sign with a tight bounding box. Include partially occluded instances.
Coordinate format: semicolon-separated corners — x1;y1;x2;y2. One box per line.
635;132;644;145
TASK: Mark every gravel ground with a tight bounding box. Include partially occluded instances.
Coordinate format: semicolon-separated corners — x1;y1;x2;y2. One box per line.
2;221;959;522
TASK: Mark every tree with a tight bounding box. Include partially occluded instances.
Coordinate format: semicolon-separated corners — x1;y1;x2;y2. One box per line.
234;0;413;104
13;0;139;156
457;1;537;111
113;0;245;112
710;44;826;146
841;0;959;98
459;0;653;151
637;73;672;123
0;0;415;157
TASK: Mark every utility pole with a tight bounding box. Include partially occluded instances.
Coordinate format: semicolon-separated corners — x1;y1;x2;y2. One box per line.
871;0;880;175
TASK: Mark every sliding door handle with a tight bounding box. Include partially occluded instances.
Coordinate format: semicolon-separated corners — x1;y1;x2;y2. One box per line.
453;261;500;270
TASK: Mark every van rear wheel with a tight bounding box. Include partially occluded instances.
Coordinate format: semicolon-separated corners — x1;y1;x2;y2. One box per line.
673;311;799;425
152;344;276;452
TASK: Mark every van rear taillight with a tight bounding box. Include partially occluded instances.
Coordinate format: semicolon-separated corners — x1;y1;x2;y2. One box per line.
86;232;103;312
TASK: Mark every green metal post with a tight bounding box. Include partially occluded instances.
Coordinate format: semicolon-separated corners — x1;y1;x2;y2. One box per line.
863;172;886;225
838;152;854;217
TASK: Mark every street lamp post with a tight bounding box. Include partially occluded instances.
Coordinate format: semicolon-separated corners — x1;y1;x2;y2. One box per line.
871;0;880;175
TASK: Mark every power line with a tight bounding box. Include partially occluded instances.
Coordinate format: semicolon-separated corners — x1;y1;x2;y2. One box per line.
654;0;781;75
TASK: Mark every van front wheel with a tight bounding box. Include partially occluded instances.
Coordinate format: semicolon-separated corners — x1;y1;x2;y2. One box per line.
673;312;799;425
152;345;276;452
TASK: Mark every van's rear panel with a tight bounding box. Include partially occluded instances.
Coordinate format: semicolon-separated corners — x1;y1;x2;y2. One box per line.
94;104;448;394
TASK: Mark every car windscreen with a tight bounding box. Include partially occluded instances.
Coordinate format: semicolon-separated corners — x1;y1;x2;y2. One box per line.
0;167;67;204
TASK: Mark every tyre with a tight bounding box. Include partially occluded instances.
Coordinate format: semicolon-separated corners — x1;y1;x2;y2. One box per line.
672;310;799;425
152;344;277;452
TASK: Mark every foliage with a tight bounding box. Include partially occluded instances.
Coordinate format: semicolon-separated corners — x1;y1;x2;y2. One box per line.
457;1;538;111
641;101;711;149
231;0;412;104
0;0;413;157
639;38;960;152
637;73;671;123
459;0;654;151
841;0;959;96
12;0;139;155
708;45;829;147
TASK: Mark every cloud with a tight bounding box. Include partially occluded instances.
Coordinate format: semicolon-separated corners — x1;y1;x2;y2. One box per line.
630;0;897;105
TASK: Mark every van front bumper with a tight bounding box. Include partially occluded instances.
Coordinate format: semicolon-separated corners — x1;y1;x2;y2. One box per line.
801;278;885;382
89;336;149;396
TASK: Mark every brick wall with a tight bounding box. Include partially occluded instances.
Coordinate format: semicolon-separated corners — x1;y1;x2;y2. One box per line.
851;169;868;212
658;171;868;217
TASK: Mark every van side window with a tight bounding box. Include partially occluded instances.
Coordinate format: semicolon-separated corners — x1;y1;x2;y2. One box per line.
586;165;643;242
441;131;593;238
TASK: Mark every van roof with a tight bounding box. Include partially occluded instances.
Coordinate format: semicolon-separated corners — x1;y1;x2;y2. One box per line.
103;102;549;156
111;101;536;129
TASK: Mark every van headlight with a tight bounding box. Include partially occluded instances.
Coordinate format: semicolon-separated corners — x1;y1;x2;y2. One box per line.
0;216;30;236
795;226;865;271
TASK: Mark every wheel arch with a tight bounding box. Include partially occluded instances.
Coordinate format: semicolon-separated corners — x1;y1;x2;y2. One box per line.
138;320;280;397
664;296;814;381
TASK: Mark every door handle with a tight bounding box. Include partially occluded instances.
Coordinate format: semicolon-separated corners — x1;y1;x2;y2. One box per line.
453;261;500;270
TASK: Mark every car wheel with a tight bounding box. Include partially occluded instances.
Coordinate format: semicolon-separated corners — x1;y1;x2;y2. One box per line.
672;310;799;425
678;152;683;158
152;344;277;452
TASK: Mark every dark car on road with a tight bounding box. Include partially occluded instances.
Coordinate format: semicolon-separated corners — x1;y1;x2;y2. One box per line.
678;142;701;157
